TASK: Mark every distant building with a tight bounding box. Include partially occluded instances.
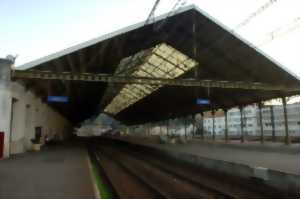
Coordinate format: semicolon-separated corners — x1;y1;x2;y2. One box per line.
203;110;225;135
203;103;300;137
134;103;300;138
259;103;300;136
227;106;258;136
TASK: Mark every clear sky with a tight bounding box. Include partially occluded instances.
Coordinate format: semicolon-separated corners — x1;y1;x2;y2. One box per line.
1;0;299;78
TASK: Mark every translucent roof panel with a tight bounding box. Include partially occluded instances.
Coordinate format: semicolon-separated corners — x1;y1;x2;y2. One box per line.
104;43;198;115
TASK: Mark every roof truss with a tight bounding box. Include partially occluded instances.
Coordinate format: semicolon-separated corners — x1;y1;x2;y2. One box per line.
13;69;300;91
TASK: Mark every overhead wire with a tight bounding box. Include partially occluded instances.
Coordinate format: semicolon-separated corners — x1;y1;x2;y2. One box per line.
235;0;279;30
258;17;300;46
145;0;161;25
154;0;187;32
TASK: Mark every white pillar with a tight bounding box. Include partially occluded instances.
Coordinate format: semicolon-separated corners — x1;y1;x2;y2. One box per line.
0;59;13;158
10;97;27;154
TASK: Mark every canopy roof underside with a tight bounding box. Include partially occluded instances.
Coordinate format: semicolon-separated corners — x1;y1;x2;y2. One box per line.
16;5;300;125
103;43;198;115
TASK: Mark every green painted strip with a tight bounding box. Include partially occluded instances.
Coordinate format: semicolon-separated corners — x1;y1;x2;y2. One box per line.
91;160;113;199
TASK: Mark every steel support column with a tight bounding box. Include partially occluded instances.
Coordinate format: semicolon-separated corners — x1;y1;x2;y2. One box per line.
212;110;215;141
223;109;228;142
200;112;204;140
148;123;151;136
270;105;276;142
193;114;196;137
184;117;187;139
239;106;245;143
282;97;290;145
160;122;162;135
258;102;264;144
166;120;169;136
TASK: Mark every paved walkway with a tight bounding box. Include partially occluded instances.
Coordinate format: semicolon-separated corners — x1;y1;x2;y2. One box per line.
156;142;300;175
0;144;95;199
120;136;300;175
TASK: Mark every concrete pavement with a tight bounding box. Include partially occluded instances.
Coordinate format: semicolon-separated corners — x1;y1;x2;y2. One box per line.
0;144;95;199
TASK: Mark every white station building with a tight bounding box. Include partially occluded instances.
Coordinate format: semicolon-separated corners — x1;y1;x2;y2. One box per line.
0;58;71;158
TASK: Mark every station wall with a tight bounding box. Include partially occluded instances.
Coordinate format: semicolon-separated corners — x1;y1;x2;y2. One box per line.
8;82;72;155
0;58;72;158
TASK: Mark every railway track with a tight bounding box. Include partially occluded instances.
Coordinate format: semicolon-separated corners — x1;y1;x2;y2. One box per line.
88;138;290;199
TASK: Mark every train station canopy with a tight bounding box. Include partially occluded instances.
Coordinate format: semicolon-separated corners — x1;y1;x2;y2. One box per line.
14;5;300;124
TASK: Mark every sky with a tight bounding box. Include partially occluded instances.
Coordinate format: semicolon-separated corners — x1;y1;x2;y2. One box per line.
0;0;300;79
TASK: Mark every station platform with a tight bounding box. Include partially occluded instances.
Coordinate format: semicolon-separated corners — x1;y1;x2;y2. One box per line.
119;136;300;175
97;135;300;197
0;143;96;199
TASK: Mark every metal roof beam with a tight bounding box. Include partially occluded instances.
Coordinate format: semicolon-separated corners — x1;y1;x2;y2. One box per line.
12;70;300;92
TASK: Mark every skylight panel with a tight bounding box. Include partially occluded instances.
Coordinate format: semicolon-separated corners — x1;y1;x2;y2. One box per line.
104;43;198;114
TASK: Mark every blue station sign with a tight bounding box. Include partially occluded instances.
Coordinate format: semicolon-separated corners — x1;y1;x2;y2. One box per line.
47;96;69;103
196;98;210;105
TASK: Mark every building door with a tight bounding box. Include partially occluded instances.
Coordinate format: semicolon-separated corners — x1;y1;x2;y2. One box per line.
0;132;4;158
